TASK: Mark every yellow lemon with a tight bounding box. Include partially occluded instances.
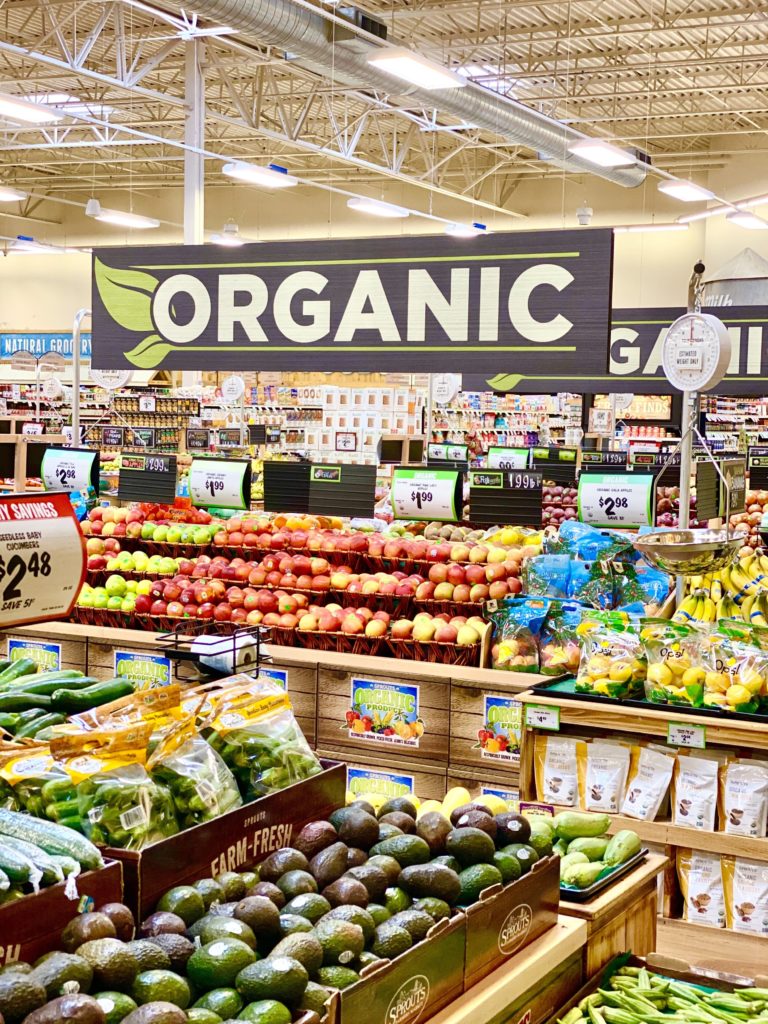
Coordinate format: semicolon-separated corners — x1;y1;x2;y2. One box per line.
703;692;728;707
479;794;509;816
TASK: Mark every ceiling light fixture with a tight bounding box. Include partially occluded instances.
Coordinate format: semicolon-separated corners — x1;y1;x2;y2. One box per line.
222;161;297;188
210;221;245;246
613;223;689;234
0;186;28;202
347;196;410;219
568;139;635;168
85;198;159;229
736;194;768;209
677;206;732;224
445;222;488;237
726;211;768;230
657;179;714;202
0;93;64;124
8;234;73;254
367;48;467;91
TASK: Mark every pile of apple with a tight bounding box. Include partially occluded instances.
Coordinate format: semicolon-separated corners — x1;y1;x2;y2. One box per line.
79;504;218;543
730;489;768;552
294;607;485;645
541;483;578;528
84;536;124;571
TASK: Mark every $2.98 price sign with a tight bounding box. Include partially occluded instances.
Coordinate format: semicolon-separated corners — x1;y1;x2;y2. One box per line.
0;493;85;627
391;468;460;522
577;472;654;528
189;458;249;510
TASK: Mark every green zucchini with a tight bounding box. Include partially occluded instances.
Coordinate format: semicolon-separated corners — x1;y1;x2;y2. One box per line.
14;712;67;740
4;670;84;687
10;676;97;698
0;661;11;677
51;678;133;713
0;808;103;870
0;840;36;883
0;713;20;733
0;658;36;685
15;707;48;724
0;693;52;713
0;835;64;884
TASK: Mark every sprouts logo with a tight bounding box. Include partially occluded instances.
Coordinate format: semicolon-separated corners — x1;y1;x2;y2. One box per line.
386;976;430;1024
498;904;533;955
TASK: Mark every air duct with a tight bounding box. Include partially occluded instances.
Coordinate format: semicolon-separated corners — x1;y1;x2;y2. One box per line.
195;0;647;188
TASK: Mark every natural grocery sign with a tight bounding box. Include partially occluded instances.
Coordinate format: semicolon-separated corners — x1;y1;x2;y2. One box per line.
90;230;613;373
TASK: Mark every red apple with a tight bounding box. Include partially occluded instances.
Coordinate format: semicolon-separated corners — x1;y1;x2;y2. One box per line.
213;603;232;622
150;600;168;616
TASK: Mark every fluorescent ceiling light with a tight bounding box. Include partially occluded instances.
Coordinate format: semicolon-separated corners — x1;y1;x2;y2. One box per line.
85;198;159;229
657;179;714;202
736;194;768;209
0;186;28;202
568;139;635;168
211;221;245;246
38;92;114;118
614;223;689;234
445;222;488;238
726;211;768;230
0;93;64;124
367;48;466;91
677;206;732;224
8;235;74;254
222;161;297;188
347;196;410;219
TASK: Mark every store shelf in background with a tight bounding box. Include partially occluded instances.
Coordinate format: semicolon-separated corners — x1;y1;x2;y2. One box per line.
656;918;768;979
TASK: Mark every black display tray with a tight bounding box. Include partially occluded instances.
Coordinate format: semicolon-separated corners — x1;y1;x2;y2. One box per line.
560;848;648;903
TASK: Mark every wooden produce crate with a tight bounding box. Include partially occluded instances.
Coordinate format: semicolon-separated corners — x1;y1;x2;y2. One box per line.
316;746;448;801
464;854;560;989
447;765;520;808
256;648;318;747
1;628;88;674
108;760;345;920
559;853;667;975
0;860;123;967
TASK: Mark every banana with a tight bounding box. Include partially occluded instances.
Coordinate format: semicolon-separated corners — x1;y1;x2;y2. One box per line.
701;597;716;622
760;554;768;575
752;593;768;627
721;564;735;597
674;594;700;623
710;576;723;603
729;563;754;603
742;593;756;623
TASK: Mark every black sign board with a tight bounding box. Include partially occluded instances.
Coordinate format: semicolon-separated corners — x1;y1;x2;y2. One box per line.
118;452;177;503
469;469;543;527
530;446;578;485
695;460;719;522
249;424;267;445
218;429;243;447
266;427;282;444
720;459;747;517
309;464;376;518
128;426;156;447
101;426;124;447
749;446;768;490
263;462;311;514
186;428;210;450
630;450;681;488
579;450;628;473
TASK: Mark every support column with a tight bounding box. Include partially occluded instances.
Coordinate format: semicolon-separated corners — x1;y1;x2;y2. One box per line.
183;39;205;389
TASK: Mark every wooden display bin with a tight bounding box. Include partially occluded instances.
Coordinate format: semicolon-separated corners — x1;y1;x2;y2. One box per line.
447;764;520;807
316;745;448;801
3;630;88;674
0;860;123;966
109;761;345;919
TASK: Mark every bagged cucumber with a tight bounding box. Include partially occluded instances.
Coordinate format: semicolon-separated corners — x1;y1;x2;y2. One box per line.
0;807;103;870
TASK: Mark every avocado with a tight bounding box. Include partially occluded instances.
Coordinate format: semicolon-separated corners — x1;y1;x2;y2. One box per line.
278;915;314;937
413;897;451;922
328;807;355;831
431;855;460;873
378;812;416;835
366;855;401;886
495;813;531;847
353;952;381;971
493;849;523;884
0;963;31;975
240;872;258;890
199;918;257;950
298;982;332;1017
389;910;433;942
336;810;379;851
143;935;194;974
235;957;308;1006
315;967;358;990
186;1010;222;1024
77;940;139;993
61;913;117;953
349;800;376;816
132;971;191;1010
276;871;318;899
458;864;503;905
293;822;338;860
246;883;285;909
94;991;138;1024
125;943;171;974
20;993;105;1024
268;934;323;975
415;813;451;856
445;827;495;867
314;919;365;966
323;905;375;943
322;876;369;908
209;901;238;918
383;887;411;914
370;923;412;959
308;843;349;888
449;803;492;827
156;887;205;927
233;897;281;937
398;864;461;905
283;892;332;924
345;864;388;901
453;810;497;839
376;823;403;842
187;939;258;991
31;952;94;998
258;849;309;885
97;905;136;944
237;1000;291;1024
215;874;248;902
527;830;554;858
501;843;539;874
121;1002;188;1024
368;835;430;868
194;880;226;910
365;904;390;925
378;798;417;819
346;848;367;869
187;915;217;940
192;990;244;1019
0;973;46;1024
138;914;186;939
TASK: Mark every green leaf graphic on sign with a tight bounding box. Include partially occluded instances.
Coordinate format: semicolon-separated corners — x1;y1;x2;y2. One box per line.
486;374;523;391
125;334;175;369
95;258;158;332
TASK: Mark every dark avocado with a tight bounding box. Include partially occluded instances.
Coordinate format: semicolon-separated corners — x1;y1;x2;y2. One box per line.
233;897;281;937
378;813;416;835
246;883;285;909
322;877;369;908
258;849;309;884
346;849;367;869
415;813;451;856
495;813;532;847
376;823;403;842
344;864;388;901
366;855;401;887
97;905;136;943
293;822;338;860
275;871;317;899
378;798;417;819
308;843;349;888
336;810;380;851
445;827;496;867
143;935;194;973
397;864;461;905
454;810;497;839
348;800;376;816
62;914;117;953
138;914;186;940
449;803;492;827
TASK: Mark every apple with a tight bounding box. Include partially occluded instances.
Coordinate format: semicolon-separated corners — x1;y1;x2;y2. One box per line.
298;613;319;630
257;591;278;614
464;564;486;585
434;622;458;644
86;537;105;555
488;580;509;600
413;617;437;641
341;613;364;635
391;618;414;639
166;601;184;617
507;577;523;595
134;595;152;614
428;563;449;584
433;582;455;601
453;584;471;603
197;602;215;619
365;618;387;638
246;609;264;625
317;612;338;632
150;600;168;616
227;588;245;609
469;583;489;602
213;603;232;622
447;564;465;586
486;564;507;583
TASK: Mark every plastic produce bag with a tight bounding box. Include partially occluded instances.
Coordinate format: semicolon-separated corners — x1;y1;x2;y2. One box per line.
204;684;322;800
642;620;709;708
52;724;178;850
539;600;583;676
0;745;78;825
554;520;633;562
575;612;645;698
149;717;242;828
489;596;551;672
708;627;768;714
523;555;570;599
567;560;614;610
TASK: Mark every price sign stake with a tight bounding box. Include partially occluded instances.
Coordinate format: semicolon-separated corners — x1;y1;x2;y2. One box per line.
524;705;560;731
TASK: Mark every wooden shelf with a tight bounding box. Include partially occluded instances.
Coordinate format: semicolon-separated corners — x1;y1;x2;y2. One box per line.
656;918;768;979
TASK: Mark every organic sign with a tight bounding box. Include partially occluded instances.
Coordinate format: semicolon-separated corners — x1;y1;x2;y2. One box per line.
347;679;423;748
258;667;288;690
478;697;522;763
41;448;98;495
7;639;61;672
487;447;529;470
90;230;614;372
114;651;171;690
578;472;655;528
391;468;461;521
346;767;415;799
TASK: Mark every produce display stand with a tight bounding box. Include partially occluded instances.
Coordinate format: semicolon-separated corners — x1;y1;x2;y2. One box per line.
516;688;768;972
0;432;66;491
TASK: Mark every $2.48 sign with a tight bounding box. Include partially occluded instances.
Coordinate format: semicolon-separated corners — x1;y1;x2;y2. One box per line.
0;493;85;626
577;472;655;528
189;458;249;509
391;468;460;522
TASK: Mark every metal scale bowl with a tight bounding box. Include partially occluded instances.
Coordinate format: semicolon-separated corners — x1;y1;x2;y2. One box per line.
633;527;742;576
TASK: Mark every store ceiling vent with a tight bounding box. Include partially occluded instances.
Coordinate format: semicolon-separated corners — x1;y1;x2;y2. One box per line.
704;247;768;306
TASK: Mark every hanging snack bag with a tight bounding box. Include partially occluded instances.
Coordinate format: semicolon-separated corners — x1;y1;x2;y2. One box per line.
621;744;675;821
204;684;322;800
489;597;551;672
708;628;768;714
534;734;587;807
718;759;768;838
581;741;631;814
575;612;645;698
671;753;719;831
149;716;242;829
52;723;178;850
722;856;768;934
523;556;571;600
643;620;708;708
677;849;726;928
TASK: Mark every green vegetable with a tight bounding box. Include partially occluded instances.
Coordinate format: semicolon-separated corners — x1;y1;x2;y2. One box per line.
11;675;98;697
75;764;178;851
150;737;241;830
559;852;589;876
0;840;37;884
14;712;67;740
0;658;36;686
0;835;64;885
0;692;52;713
561;862;605;889
567;837;611;862
553;812;611;842
0;806;104;869
604;831;642;867
51;678;134;713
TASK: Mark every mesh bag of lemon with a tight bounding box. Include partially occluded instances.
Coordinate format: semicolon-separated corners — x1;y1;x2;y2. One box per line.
575;612;645;699
642;620;710;708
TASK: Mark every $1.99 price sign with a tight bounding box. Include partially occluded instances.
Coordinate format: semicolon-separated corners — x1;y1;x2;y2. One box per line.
0;493;85;627
189;458;249;510
577;472;655;528
391;468;460;521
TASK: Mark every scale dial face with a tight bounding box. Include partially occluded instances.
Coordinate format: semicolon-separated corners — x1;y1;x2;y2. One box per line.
661;312;731;392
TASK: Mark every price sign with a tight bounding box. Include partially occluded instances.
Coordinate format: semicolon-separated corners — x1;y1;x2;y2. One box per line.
218;429;243;448
524;704;560;731
748;447;768;490
118;453;177;503
186;428;210;451
667;722;706;749
0;492;85;627
588;407;615;437
311;466;342;484
470;471;503;489
487;447;529;470
719;458;746;516
101;427;124;447
335;432;357;452
427;443;469;464
580;450;627;471
508;470;543;490
391;467;461;522
40;447;98;494
577;472;654;528
138;395;156;413
22;423;44;436
129;427;156;448
189;457;250;509
470;469;542;526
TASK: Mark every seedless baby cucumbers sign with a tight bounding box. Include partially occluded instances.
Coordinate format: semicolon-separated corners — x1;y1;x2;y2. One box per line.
90;230;613;374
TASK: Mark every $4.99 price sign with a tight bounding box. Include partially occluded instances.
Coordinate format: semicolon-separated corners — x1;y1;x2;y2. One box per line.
0;493;85;627
189;458;250;510
391;468;460;522
577;472;655;528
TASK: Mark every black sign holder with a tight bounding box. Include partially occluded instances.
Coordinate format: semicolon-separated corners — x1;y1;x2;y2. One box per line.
579;450;628;473
531;446;578;485
469;469;543;527
118;453;177;504
309;464;376;518
749;446;768;491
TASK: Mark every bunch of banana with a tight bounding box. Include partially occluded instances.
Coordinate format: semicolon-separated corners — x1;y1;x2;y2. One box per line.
673;591;717;625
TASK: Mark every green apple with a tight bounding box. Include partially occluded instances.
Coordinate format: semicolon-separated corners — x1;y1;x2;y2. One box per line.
121;596;136;612
105;574;127;596
166;525;183;544
159;557;177;575
78;591;94;608
193;528;210;544
107;595;124;610
92;591;109;609
106;558;120;571
153;525;169;542
141;523;155;539
125;580;138;592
